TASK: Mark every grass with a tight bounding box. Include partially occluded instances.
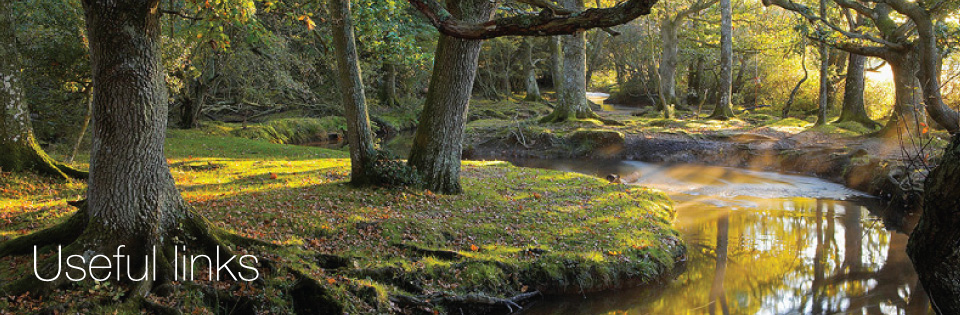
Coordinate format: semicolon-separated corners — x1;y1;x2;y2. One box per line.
0;128;683;314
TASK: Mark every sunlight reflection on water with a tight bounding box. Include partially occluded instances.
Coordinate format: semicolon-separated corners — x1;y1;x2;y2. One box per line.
509;159;931;315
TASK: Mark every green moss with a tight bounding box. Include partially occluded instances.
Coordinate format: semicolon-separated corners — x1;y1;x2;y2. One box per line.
1;128;684;313
202;117;347;145
764;117;811;128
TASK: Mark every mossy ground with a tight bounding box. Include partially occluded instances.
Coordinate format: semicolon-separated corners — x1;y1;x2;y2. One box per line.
0;128;683;314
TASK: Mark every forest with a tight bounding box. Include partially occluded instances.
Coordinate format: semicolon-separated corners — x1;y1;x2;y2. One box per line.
1;0;959;313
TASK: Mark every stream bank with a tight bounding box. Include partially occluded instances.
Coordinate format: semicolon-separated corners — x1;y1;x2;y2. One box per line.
462;102;944;208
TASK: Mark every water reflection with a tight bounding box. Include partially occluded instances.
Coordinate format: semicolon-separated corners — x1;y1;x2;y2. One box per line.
510;159;931;314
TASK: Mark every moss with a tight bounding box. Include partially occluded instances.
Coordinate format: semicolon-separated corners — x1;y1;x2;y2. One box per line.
202;117;347;145
764;117;811;128
1;128;684;314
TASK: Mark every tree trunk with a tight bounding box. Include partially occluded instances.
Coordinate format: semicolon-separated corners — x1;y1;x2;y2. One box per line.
0;0;86;180
658;19;680;111
550;36;564;103
585;30;607;88
878;54;925;137
783;46;808;118
522;39;542;102
815;0;829;126
687;55;704;105
379;62;400;107
83;0;187;257
541;0;609;123
1;0;269;297
331;0;378;186
67;87;94;164
709;0;735;120
835;52;879;128
907;134;960;314
913;11;960;134
408;0;496;194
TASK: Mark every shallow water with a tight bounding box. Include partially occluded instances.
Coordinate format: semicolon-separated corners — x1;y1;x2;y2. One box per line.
507;159;931;315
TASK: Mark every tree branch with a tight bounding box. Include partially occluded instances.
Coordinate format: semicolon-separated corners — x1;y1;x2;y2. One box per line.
514;0;576;15
762;0;905;50
406;0;658;39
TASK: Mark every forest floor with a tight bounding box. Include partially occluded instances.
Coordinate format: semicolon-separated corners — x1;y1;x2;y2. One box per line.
0;129;683;314
463;95;951;205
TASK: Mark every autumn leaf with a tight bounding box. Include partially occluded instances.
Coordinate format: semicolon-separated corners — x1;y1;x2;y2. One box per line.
298;15;316;31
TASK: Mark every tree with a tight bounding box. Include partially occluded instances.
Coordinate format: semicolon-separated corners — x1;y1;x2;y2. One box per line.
550;36;564;103
541;0;604;123
1;0;262;297
814;0;829;126
761;0;950;136
656;0;718;113
708;0;734;119
0;0;86;180
833;10;877;127
908;134;960;314
331;0;378;185
406;0;659;193
522;39;542;102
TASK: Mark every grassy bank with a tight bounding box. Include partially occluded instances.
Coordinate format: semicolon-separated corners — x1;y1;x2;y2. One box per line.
0;128;683;314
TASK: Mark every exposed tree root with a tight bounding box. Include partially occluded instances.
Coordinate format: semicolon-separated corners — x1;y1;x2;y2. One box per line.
0;141;88;180
539;109;623;126
0;200;88;259
0;202;275;309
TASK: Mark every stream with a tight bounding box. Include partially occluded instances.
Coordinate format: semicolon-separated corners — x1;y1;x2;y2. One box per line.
506;159;930;314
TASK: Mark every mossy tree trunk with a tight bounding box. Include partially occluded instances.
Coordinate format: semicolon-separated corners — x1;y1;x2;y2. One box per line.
835;52;878;128
708;0;735;120
331;0;378;186
379;62;400;107
522;39;542;102
0;0;86;180
408;0;496;194
541;0;608;123
908;134;960;314
815;5;829;126
878;54;926;137
2;0;262;298
550;36;564;103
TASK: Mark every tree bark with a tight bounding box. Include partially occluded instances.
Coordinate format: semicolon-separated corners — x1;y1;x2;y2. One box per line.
408;0;496;194
816;21;830;126
522;39;542;102
1;0;269;297
0;0;86;180
541;0;610;123
709;0;735;120
331;0;379;186
550;36;564;103
379;62;400;107
907;134;960;314
878;54;925;137
658;19;680;111
585;30;607;88
835;52;878;128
